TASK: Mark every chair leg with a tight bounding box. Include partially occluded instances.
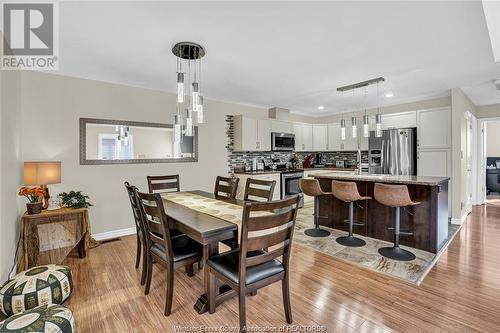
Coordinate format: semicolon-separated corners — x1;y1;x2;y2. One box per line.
249;290;257;296
282;275;293;324
185;263;195;277
140;243;148;285
144;252;153;295
135;236;141;269
164;264;174;316
238;291;247;333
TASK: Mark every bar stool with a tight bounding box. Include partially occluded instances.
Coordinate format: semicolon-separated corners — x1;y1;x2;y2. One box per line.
374;183;420;261
299;179;331;237
331;180;371;247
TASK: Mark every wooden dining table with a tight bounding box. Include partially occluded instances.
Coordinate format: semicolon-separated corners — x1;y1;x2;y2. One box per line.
161;190;242;314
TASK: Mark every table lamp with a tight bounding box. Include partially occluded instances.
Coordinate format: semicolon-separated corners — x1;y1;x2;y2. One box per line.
23;161;61;209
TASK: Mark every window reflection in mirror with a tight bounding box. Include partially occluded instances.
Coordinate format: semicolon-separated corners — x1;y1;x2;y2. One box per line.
80;118;197;165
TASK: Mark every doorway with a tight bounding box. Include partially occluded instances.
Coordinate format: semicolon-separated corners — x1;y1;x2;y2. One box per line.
477;117;500;206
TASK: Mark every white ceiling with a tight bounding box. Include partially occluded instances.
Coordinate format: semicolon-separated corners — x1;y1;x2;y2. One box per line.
56;1;500;116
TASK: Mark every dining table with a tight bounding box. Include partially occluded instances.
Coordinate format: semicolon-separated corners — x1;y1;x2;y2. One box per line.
160;190;243;314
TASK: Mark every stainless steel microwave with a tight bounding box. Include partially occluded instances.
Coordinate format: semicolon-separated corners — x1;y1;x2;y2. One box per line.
271;132;295;151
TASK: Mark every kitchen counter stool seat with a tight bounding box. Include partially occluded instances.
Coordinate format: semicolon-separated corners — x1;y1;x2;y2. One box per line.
299;179;331;237
332;180;371;247
374;183;420;261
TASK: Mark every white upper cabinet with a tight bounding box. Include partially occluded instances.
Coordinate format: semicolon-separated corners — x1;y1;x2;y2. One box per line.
271;120;293;134
327;123;342;151
312;124;327;151
381;111;417;130
233;115;270;151
293;123;313;151
417;107;451;149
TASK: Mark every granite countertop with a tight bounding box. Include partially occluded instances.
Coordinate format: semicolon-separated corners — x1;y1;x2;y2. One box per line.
310;172;450;186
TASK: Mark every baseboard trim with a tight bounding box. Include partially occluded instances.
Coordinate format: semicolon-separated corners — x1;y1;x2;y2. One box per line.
451;212;469;225
92;227;136;241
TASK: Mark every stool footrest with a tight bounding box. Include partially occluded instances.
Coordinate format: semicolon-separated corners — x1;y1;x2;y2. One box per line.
313;214;329;219
386;227;413;236
343;219;365;227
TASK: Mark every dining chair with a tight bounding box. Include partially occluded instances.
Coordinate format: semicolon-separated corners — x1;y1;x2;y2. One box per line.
135;189;203;316
124;182;148;285
147;175;180;193
214;176;240;199
207;194;301;331
243;178;276;202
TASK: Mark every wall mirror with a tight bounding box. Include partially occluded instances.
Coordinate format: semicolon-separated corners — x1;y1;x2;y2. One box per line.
80;118;198;165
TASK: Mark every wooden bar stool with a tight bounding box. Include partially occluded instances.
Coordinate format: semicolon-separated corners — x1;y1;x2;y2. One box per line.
299;179;331;237
374;183;420;261
331;180;371;247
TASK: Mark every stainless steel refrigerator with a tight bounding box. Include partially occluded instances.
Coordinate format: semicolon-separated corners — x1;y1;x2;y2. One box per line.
368;128;417;175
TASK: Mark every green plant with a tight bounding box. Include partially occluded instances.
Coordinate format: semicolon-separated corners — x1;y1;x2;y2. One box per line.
58;191;93;209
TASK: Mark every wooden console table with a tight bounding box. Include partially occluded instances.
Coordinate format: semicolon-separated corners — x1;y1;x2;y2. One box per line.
16;207;99;272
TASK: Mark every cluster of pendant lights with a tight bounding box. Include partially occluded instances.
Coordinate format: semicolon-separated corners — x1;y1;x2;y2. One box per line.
172;42;206;143
338;79;383;141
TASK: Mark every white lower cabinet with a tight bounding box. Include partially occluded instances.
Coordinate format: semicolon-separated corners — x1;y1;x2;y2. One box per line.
417;148;451;215
235;173;281;201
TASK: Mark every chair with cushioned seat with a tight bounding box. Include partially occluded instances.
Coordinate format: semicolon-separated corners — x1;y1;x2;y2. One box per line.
135;190;203;316
374;183;420;261
0;264;73;317
332;180;371;247
299;178;331;237
207;194;301;332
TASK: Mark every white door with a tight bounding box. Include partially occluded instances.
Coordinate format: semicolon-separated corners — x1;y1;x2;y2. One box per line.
464;113;473;214
312;124;327;151
257;119;271;151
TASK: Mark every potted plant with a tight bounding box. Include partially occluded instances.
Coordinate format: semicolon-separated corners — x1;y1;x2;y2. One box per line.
18;187;45;215
59;191;93;209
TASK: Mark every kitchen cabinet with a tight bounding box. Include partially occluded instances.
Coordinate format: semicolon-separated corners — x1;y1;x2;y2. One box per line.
327;123;342;151
417;107;451;149
312;124;327;151
233;115;270;151
271;120;293;134
234;173;281;201
381;111;417;130
293;123;313;151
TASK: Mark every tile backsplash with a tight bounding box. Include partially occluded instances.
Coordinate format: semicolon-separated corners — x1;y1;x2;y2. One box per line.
226;115;368;173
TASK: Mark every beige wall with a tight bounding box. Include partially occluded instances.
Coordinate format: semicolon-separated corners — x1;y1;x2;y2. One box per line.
0;70;24;282
486;121;500;157
451;88;477;221
18;71;270;235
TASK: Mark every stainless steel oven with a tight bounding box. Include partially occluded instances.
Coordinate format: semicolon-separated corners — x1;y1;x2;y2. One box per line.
272;132;295;151
281;170;304;207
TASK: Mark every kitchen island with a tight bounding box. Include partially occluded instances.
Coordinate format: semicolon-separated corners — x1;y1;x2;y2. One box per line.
310;172;450;253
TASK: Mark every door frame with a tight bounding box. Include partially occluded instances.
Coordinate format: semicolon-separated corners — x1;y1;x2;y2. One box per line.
477;117;500;205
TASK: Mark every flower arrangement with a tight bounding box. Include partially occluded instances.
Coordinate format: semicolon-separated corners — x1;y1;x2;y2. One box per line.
18;187;45;203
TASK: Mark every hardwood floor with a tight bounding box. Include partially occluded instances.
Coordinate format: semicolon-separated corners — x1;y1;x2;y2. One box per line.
64;203;500;332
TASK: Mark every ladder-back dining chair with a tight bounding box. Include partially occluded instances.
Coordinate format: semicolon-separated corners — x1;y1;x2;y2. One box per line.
214;176;240;199
243;178;276;202
147;175;180;194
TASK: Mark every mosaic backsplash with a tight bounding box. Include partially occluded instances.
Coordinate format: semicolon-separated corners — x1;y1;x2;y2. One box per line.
226;115;368;173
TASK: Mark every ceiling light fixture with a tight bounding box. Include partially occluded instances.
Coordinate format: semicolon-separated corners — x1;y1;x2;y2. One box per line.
363;89;369;138
340;118;346;141
351;115;357;139
172;42;206;139
385;92;393;98
318;106;325;110
376;82;383;138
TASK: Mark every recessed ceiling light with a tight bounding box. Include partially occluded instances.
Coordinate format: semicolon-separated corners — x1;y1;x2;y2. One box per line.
385;93;393;98
318;106;325;110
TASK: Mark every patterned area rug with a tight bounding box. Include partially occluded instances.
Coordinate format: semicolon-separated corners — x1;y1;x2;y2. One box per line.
294;203;440;285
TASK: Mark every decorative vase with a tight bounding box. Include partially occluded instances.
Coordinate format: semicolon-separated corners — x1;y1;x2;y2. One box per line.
26;202;43;215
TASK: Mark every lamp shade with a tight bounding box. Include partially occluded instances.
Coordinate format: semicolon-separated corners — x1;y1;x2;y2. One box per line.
24;162;61;185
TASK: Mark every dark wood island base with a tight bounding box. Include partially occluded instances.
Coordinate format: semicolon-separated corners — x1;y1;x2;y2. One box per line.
312;173;450;253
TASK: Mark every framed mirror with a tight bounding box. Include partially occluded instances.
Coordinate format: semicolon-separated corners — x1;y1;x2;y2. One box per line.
79;118;198;165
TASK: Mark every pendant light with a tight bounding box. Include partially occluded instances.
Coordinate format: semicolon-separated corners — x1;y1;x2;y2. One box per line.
340;118;346;141
363;88;370;137
375;81;383;137
185;108;193;136
172;41;206;137
351;115;357;139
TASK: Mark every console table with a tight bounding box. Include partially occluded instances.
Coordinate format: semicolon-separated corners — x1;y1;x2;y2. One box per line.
16;207;99;272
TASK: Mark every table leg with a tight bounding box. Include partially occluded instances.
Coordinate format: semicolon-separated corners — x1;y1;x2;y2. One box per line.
77;236;86;258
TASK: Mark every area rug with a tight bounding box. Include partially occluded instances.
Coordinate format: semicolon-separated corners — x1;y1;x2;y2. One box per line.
293;203;457;285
